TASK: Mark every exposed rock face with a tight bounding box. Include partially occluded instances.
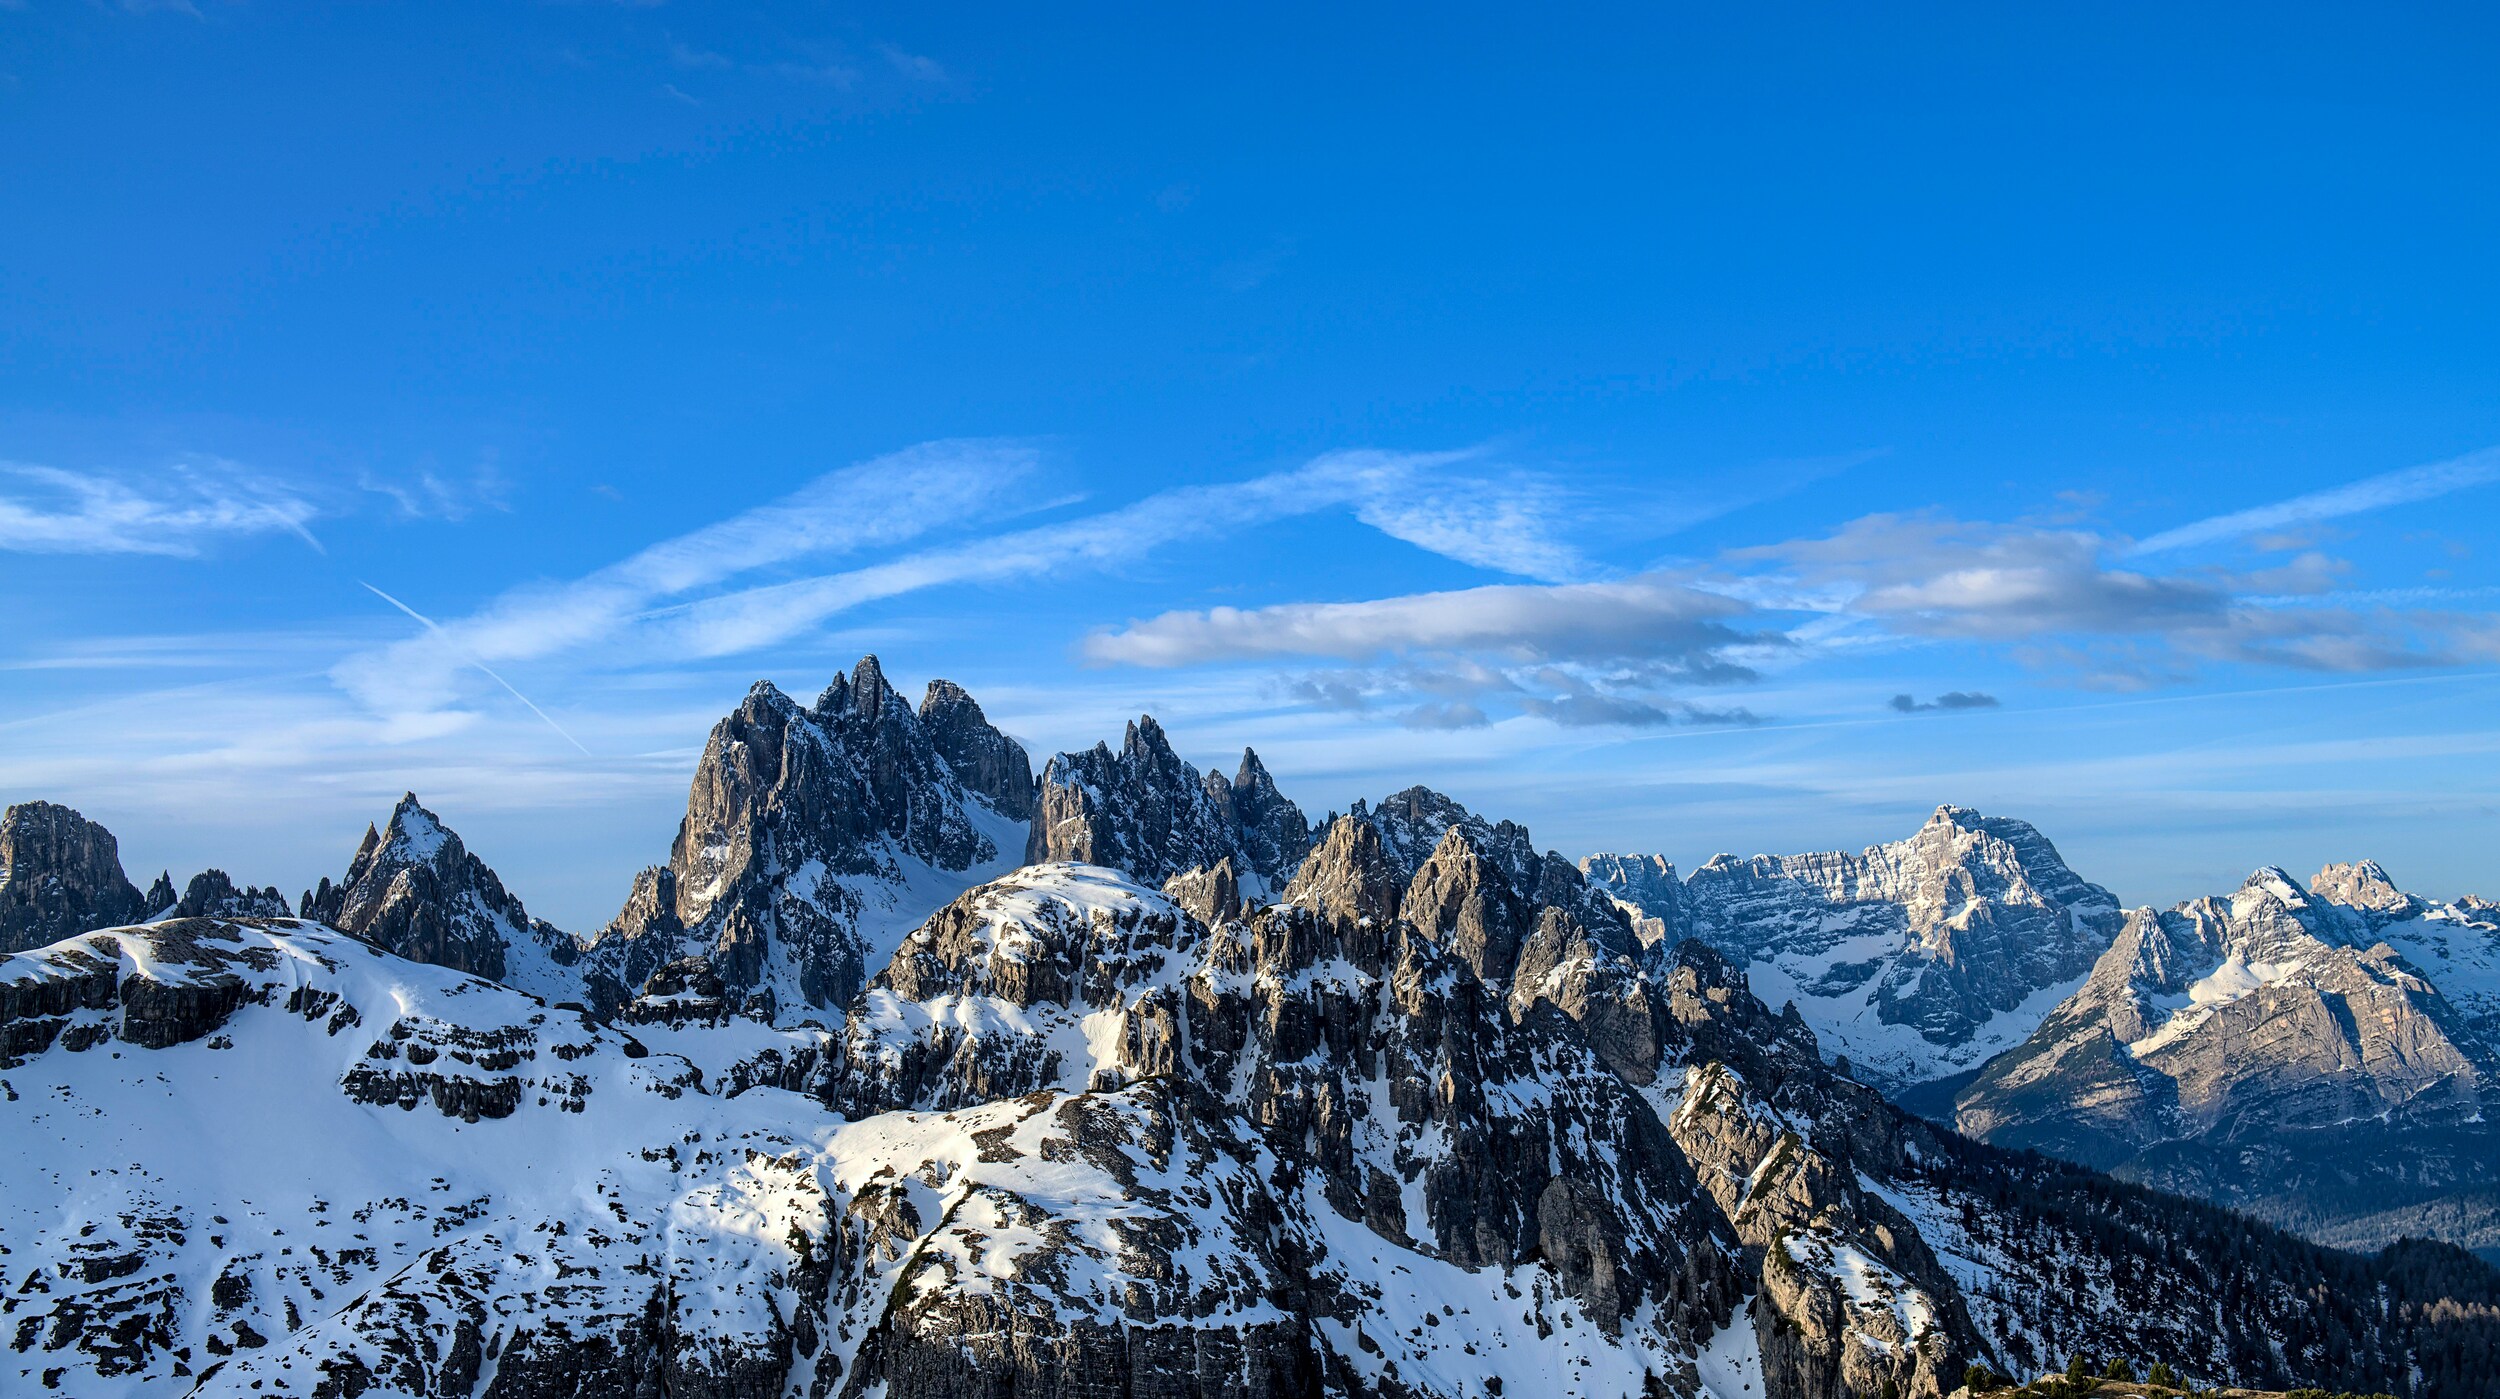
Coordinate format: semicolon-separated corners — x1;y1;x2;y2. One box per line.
917;677;1038;821
1026;717;1311;895
580;656;1032;1019
0;800;150;953
1215;747;1313;883
826;853;1750;1393
171;870;292;921
301;793;577;997
1581;852;1683;945
1587;805;2125;1088
1956;862;2500;1252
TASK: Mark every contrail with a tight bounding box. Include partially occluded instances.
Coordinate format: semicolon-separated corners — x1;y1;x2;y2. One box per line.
2131;445;2500;555
359;582;593;756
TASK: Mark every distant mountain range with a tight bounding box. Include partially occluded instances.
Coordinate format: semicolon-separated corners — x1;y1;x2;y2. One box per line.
1584;825;2500;1266
3;656;2496;1399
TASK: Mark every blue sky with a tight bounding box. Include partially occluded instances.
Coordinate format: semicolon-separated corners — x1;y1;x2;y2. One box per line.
4;2;2498;929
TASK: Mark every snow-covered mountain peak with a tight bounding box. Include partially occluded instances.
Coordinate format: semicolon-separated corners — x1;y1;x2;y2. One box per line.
2310;858;2425;922
2232;864;2312;913
8;687;2499;1396
1589;808;2122;1087
301;793;575;999
377;791;451;864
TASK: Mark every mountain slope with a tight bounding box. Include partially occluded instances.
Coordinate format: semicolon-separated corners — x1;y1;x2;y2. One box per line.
7;857;2496;1396
8;687;2500;1398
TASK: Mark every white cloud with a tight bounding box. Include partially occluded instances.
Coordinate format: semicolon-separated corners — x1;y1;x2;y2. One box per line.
1352;467;1591;582
1083;574;1754;667
2132;445;2500;555
0;460;320;557
1742;510;2489;683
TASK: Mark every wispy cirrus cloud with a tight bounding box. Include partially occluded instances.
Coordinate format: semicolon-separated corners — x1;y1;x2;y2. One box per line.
2132;445;2500;555
333;438;1033;718
0;460;320;556
331;442;1593;732
359;457;510;523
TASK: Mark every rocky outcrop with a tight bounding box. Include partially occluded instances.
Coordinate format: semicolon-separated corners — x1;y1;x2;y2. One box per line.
1587;805;2125;1088
0;800;151;953
579;656;1033;1019
1956;862;2500;1251
827;852;1744;1384
172;870;291;920
1026;718;1312;896
301;793;577;996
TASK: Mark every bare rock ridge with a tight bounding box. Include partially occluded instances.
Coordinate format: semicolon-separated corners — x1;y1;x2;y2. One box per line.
1025;714;1313;894
917;676;1039;820
0;799;152;953
577;655;1034;1018
1584;805;2125;1087
1953;860;2500;1255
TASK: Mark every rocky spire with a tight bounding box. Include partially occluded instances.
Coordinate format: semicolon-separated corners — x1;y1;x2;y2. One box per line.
1224;746;1312;879
0;800;150;953
303;793;574;990
1026;716;1312;894
1282;814;1406;931
582;659;1033;1017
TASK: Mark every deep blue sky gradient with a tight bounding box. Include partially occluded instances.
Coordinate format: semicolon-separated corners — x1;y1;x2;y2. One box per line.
3;3;2496;927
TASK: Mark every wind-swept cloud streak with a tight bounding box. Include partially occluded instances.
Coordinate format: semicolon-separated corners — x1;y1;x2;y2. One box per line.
332;442;1588;724
333;439;1034;715
2132;446;2500;555
0;460;320;556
